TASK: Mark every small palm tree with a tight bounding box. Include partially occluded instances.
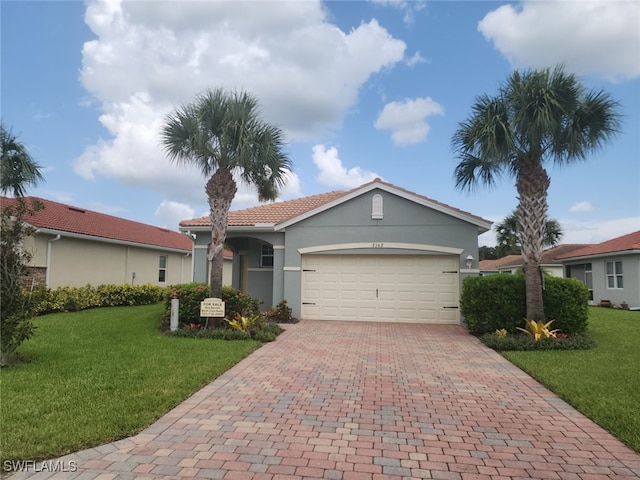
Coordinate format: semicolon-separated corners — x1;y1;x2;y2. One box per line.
495;210;563;257
161;88;291;309
1;124;44;197
452;66;621;320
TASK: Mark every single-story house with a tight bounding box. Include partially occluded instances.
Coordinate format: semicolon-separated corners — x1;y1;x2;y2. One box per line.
1;196;194;288
556;230;640;308
180;179;492;324
479;244;590;277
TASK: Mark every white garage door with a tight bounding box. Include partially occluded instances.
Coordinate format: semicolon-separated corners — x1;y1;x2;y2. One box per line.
301;254;460;323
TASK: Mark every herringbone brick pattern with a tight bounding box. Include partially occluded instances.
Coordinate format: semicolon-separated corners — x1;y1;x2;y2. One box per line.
9;322;640;479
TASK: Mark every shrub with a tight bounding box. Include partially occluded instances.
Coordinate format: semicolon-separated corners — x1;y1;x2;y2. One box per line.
461;274;590;335
163;284;261;327
264;300;295;323
31;284;166;315
1;199;42;364
222;286;260;319
480;331;595;351
163;283;209;325
460;275;525;334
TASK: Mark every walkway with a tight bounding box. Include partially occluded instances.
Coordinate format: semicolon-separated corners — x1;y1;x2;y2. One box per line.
8;321;640;479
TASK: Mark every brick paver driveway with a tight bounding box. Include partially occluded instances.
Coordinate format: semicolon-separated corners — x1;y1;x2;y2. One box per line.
10;321;640;479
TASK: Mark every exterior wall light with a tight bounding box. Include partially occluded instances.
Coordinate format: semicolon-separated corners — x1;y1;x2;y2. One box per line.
466;255;474;270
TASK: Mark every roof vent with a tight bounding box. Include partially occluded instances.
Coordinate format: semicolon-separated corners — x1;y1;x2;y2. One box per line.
372;194;383;220
68;207;85;213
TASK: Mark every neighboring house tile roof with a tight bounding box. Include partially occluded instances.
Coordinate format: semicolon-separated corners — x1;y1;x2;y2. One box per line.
479;244;591;271
180;178;490;229
555;230;640;260
1;196;193;252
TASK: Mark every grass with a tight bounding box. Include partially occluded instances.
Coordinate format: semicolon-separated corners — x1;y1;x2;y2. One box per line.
502;306;640;453
0;304;261;462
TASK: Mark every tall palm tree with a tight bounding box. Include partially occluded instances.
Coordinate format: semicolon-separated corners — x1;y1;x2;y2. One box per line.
1;124;44;197
452;66;620;320
161;88;291;306
495;209;563;257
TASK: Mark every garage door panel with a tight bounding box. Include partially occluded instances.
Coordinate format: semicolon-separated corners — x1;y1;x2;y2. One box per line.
301;254;459;324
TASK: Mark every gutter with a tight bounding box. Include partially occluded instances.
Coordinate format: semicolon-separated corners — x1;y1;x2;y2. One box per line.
35;227;192;254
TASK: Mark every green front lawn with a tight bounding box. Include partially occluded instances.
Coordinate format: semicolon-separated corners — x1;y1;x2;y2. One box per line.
503;307;640;453
0;304;261;462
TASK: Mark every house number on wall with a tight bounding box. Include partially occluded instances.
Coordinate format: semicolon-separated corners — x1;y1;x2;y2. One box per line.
372;242;384;248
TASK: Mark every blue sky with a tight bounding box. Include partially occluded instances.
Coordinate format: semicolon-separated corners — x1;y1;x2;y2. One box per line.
2;0;639;246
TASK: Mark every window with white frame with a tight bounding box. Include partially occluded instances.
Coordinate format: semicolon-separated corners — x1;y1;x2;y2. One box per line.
260;244;274;268
158;255;167;282
606;261;623;289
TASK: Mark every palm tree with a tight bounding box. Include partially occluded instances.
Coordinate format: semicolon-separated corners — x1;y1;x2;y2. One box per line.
161;88;291;308
452;66;620;320
1;124;44;197
495;210;563;257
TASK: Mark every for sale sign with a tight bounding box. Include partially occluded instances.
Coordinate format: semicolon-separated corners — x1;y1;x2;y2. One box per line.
200;298;225;317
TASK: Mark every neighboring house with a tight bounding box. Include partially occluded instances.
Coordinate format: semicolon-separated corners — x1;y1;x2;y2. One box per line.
556;230;640;308
1;196;193;288
180;178;492;324
479;244;590;277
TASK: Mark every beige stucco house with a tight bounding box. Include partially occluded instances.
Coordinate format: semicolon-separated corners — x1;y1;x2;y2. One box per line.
1;196;194;288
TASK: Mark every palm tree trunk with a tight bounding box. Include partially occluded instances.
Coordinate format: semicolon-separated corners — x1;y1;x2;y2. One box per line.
206;167;237;327
516;158;550;321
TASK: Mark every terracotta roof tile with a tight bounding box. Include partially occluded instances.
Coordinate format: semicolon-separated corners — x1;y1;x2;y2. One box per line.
180;190;348;227
479;244;591;270
180;179;491;228
1;196;192;252
555;230;640;259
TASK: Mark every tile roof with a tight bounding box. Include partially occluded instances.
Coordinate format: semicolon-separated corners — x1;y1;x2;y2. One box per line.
1;196;193;252
479;244;591;270
555;230;640;259
180;178;490;228
181;190;348;227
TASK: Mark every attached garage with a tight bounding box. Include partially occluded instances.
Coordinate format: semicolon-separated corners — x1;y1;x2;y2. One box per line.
301;254;460;323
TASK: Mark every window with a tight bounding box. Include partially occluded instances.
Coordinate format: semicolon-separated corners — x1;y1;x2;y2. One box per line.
260;244;274;268
606;261;623;289
159;255;167;282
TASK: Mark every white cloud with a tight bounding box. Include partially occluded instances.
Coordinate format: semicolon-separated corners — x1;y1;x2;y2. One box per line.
374;97;444;145
560;217;640;244
478;0;640;82
479;213;640;248
570;201;594;213
406;51;428;68
155;200;195;230
75;0;405;213
312;145;379;188
372;0;427;25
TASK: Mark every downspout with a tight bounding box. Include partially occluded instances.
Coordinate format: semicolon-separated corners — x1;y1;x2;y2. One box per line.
46;234;61;287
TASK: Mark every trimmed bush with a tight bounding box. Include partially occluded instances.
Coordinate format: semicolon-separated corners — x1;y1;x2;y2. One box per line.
31;284;166;315
460;275;525;334
461;274;590;335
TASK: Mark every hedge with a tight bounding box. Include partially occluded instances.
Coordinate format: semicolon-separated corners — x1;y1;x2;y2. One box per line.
29;284;166;315
460;274;589;335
